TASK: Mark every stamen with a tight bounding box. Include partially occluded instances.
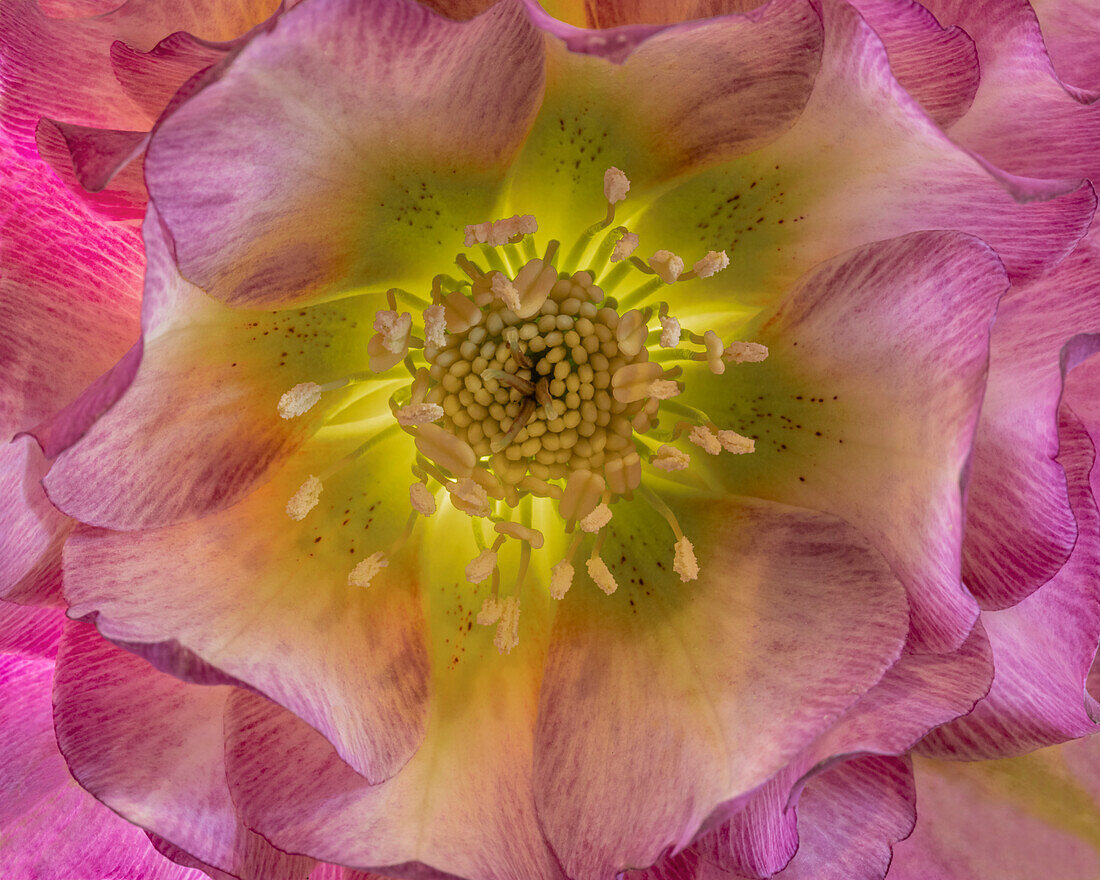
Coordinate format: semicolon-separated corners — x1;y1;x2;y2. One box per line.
612;361;664;403
495;521;545;548
477;596;503;625
278;382;322;419
448;477;491;517
651;444;691;472
659;314;682;348
409;482;437;516
348;551;388;588
424;304;447;349
603;166;630;205
491;273;522;312
647;379;681;400
718;430;755;455
466;548;498;584
415;423;477;477
464;214;537;248
549;559;575;600
560;469;606;522
724;341;769;364
688;425;723;455
649;250;684;284
395;402;445;427
493;595;521;654
373;310;413;355
611;230;640;263
579;502;612;533
674;537;699;582
286;475;323;521
691;250;730;279
587;554;618;595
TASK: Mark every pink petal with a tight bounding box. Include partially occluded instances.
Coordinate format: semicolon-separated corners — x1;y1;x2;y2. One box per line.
891;746;1100;879
61;428;431;785
43;216;322;529
770;756;915;880
925;0;1100;182
0;436;69;604
146;0;545;308
920;402;1100;757
963;238;1100;609
708;231;1006;651
0;608;207;880
510;0;823;238
533;497;909;878
110;32;232;120
633;0;1094;298
846;0;979;127
225;673;564;880
52;619;315;880
1032;0;1100;90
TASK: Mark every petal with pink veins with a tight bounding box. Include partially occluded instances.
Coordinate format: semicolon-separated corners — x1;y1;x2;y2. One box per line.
145;0;545;308
533;495;909;878
1031;0;1100;90
686;232;1006;651
52;619;315;880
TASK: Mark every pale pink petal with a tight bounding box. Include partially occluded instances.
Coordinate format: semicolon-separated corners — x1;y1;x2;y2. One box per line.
845;0;979;126
699;231;1006;651
43;216;325;529
963;239;1100;609
634;0;1094;304
61;426;431;785
921;404;1100;757
0;609;206;880
1032;0;1100;90
146;0;544;307
533;497;908;878
891;747;1100;879
771;756;915;880
52;620;315;880
225;672;564;880
0;436;69;604
924;0;1100;181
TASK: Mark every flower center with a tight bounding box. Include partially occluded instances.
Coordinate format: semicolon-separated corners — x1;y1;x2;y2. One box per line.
278;169;769;653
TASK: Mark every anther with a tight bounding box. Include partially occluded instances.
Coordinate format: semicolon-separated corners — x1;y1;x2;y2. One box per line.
587;554;618;595
611;230;640;263
692;250;730;279
718;430;755;454
477;596;503;625
278;382;322;419
466;548;498;584
464;214;537;248
348;551;388;588
723;341;769;364
649;250;684;284
579;502;612;533
673;537;699;582
550;559;575;600
423;304;447;348
409;482;436;516
612;361;664;403
651;444;691;471
647;379;681;400
448;477;491;517
395;402;445;427
492;273;521;312
689;425;723;455
659;314;681;348
603;167;630;205
493;595;521;654
286;475;323;521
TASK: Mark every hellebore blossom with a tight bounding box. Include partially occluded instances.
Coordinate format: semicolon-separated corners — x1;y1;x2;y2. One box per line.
2;0;1100;878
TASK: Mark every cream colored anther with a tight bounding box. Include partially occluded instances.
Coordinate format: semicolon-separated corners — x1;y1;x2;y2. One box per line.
509;259;558;319
495;521;545;549
659;315;681;348
549;559;575;599
395;402;444;427
423;304;446;349
448;477;491;517
415;423;476;477
466;548;498;584
603;167;630;204
560;469;606;521
650;250;684;284
689;425;723;455
278;382;321;419
409;482;436;516
494;596;521;654
723;341;769;364
579;503;612;533
605;451;642;495
443;289;483;333
647;379;681;400
465;214;537;247
348;551;388;588
369;310;412;372
587;555;618;595
674;537;699;582
702;330;726;375
611;361;664;403
477;596;503;625
718;430;755;454
611;230;639;263
652;444;690;471
616;309;648;357
286;475;323;521
491;273;521;312
692;250;729;278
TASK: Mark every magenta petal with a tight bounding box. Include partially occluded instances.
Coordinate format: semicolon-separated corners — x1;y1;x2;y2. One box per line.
533;498;908;878
1032;0;1100;90
963;239;1100;608
0;436;68;604
921;406;1100;758
146;0;545;308
36;119;147;192
846;0;979;126
52;619;315;880
771;756;915;880
0;609;206;880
